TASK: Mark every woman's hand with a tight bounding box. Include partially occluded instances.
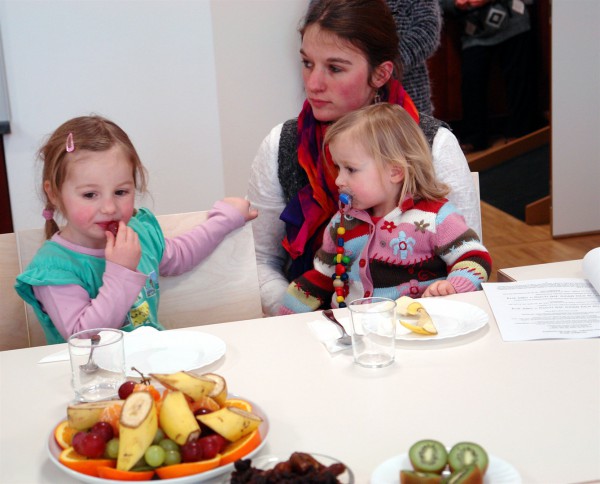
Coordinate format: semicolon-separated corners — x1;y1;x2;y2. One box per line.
422;280;457;297
104;222;141;271
222;197;259;222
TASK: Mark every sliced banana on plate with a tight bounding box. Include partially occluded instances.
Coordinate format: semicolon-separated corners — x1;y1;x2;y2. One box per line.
396;296;438;335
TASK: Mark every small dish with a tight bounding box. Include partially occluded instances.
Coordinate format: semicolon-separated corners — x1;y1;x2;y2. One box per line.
124;329;226;376
371;451;520;484
248;452;354;483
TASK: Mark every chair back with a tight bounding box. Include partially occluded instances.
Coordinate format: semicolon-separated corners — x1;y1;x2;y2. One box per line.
156;211;262;329
0;232;30;350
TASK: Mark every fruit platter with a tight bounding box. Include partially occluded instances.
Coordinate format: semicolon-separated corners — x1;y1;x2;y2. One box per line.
48;370;269;482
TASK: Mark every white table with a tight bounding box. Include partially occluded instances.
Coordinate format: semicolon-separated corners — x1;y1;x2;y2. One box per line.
497;259;584;282
1;291;599;483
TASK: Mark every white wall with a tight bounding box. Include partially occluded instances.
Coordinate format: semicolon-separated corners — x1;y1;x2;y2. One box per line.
551;0;600;236
0;0;307;231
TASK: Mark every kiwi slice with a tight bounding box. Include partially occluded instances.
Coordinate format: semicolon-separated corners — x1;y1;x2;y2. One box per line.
401;469;443;484
442;464;483;484
448;442;489;474
408;439;448;474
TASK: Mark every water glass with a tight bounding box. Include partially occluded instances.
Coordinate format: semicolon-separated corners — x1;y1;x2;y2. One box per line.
68;328;126;402
348;297;396;368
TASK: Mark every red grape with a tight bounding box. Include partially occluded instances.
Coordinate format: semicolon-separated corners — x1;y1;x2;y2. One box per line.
118;380;136;400
180;439;203;462
74;432;106;459
91;421;114;443
197;434;228;459
72;431;88;455
107;221;119;236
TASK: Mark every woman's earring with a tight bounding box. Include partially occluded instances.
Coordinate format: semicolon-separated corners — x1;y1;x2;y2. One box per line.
373;90;382;104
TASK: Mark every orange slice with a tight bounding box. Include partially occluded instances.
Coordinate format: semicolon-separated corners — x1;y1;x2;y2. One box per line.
154;455;221;479
219;429;262;466
58;446;116;477
190;395;221;413
54;420;77;450
223;398;253;412
98;401;124;437
97;466;155;481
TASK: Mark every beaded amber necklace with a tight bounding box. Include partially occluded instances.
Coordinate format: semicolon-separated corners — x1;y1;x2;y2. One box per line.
333;193;352;308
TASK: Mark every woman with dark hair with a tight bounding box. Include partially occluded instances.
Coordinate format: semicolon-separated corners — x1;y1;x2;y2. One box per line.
247;0;479;316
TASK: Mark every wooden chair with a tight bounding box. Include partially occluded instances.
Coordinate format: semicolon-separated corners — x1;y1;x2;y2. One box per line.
3;210;262;349
0;232;30;350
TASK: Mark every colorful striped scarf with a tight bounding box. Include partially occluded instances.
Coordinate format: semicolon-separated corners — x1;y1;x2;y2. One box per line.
280;79;419;281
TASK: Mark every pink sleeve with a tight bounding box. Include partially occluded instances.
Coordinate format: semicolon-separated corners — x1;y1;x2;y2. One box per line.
159;200;245;276
33;261;148;340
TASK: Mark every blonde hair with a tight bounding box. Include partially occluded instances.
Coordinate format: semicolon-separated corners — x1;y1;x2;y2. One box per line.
38;115;148;239
324;103;449;205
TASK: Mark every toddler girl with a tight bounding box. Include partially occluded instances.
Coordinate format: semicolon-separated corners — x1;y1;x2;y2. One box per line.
280;103;491;313
15;115;257;343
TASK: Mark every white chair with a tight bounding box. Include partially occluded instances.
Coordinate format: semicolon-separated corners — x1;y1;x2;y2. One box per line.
9;210;262;348
155;211;262;329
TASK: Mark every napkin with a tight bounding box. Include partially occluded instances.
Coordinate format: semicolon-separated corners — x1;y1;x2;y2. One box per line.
37;326;161;364
307;316;353;355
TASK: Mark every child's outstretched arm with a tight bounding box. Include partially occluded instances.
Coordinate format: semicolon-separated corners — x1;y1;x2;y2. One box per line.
158;198;257;276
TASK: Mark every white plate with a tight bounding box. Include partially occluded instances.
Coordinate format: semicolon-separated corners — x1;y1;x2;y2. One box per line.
395;299;488;341
124;329;226;377
370;452;521;484
248;453;354;483
47;396;269;484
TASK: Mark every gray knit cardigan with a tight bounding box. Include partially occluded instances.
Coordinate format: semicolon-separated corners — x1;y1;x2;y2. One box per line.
386;0;442;115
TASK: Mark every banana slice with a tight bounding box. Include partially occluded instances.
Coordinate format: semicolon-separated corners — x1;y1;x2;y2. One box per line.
396;296;438;335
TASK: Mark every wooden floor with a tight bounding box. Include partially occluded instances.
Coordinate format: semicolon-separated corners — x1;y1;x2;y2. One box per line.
482;201;600;282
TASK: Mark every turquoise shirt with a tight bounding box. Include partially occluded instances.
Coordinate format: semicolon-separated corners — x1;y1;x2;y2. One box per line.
15;208;166;344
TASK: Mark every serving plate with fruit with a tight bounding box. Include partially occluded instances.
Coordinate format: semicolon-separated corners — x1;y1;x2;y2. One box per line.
48;371;269;483
370;439;521;484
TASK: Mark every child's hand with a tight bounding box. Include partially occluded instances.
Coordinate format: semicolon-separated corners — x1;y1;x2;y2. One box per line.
423;280;457;297
104;222;141;271
222;197;258;222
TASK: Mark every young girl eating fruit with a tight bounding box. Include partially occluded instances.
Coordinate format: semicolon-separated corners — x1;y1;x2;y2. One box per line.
279;103;492;314
15;115;257;344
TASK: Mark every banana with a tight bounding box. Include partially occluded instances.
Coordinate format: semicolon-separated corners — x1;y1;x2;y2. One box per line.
150;371;216;401
67;400;124;430
117;391;157;471
159;391;201;445
396;296;438;335
196;406;262;442
203;373;228;406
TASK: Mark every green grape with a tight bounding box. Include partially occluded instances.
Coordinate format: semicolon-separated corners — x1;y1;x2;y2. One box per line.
144;445;166;468
159;438;179;452
164;449;182;466
152;428;165;445
105;438;119;459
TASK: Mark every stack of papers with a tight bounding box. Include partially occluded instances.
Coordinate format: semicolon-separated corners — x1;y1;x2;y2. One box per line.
483;248;600;341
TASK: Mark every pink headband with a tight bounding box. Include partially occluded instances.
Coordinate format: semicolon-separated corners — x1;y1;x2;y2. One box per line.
42;208;54;221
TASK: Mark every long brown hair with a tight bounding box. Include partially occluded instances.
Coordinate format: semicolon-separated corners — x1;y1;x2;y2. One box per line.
39;115;148;239
324;103;449;205
300;0;402;85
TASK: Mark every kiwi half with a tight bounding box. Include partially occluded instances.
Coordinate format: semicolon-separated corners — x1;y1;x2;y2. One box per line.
408;439;448;474
401;469;443;484
442;464;483;484
447;442;489;474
